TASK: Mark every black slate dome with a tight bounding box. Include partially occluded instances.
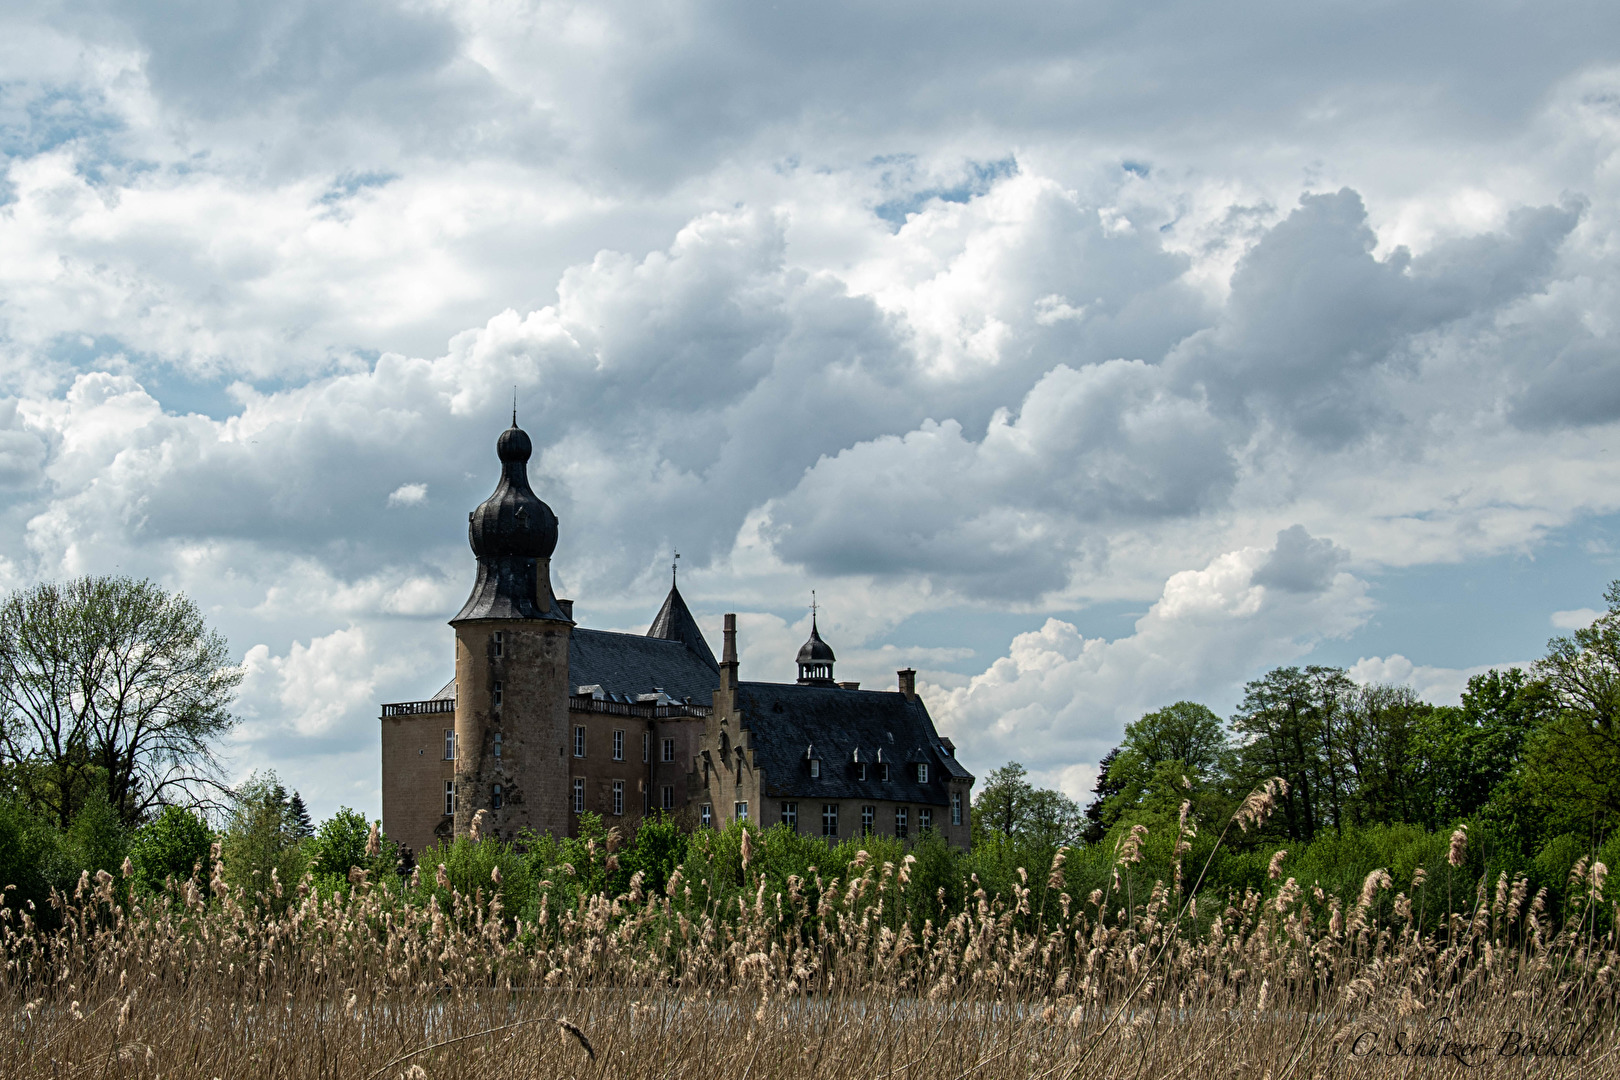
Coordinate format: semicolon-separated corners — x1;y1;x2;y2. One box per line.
451;417;569;624
796;621;836;664
469;421;557;560
796;616;836;684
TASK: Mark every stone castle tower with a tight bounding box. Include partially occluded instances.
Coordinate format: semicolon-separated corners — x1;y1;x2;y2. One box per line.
449;415;574;839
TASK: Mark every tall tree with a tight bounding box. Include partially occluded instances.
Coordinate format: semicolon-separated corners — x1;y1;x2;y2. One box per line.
972;762;1083;847
1520;583;1620;829
0;577;240;828
1119;701;1229;778
1230;666;1355;841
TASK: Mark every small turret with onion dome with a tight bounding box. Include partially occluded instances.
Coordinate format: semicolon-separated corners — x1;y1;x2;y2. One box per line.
796;592;836;685
451;410;570;624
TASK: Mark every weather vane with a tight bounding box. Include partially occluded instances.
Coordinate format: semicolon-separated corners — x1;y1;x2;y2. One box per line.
810;589;818;621
672;549;680;586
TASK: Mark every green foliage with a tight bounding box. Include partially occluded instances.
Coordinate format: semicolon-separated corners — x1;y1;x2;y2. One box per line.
128;805;214;893
219;773;307;908
306;806;396;888
972;762;1082;848
415;832;537;918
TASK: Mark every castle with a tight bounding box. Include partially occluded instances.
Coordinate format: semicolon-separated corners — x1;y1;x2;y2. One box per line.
379;417;974;855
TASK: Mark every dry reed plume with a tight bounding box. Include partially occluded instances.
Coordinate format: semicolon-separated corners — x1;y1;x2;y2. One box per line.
4;783;1618;1078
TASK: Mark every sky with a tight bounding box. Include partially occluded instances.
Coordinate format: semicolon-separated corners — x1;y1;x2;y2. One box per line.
3;1;1620;821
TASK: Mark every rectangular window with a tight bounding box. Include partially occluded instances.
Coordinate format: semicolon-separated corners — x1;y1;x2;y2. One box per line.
492;680;503;707
492;783;503;810
781;802;798;829
734;801;749;821
809;758;820;778
662;737;675;763
491;631;503;657
861;805;874;835
572;778;585;813
662;785;674;810
917;763;928;784
919;808;933;831
880;763;890;782
856;762;866;781
493;732;502;758
574;726;586;758
612;779;624;816
444;780;455;816
951;791;963;826
700;803;712;826
613;730;624;761
895;807;908;839
822;803;839;837
444;729;455;760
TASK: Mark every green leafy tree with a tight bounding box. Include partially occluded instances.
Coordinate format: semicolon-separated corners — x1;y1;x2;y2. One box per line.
1231;666;1356;841
1094;702;1232;832
1416;669;1551;833
1338;683;1433;828
307;807;395;882
0;576;240;828
1507;583;1620;840
219;773;307;906
127;805;214;892
972;762;1082;848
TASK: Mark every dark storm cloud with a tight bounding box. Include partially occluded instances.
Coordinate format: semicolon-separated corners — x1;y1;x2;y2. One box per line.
1169;190;1580;447
1510;336;1620;430
1252;525;1348;594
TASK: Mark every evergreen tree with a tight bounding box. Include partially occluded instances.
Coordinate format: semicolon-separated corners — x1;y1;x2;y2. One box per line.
287;792;314;841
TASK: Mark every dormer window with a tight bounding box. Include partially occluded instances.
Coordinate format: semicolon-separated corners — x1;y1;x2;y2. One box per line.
880;762;890;782
857;762;867;781
810;758;821;778
916;763;928;784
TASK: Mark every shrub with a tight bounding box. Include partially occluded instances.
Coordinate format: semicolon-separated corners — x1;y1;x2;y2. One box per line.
127;805;213;893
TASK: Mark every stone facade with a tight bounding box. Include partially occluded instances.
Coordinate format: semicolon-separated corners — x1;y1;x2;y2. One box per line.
379;703;457;857
452;617;572;841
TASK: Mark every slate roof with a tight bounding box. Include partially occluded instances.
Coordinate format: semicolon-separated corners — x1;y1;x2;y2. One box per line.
731;681;973;806
569;627;721;703
646;583;719;671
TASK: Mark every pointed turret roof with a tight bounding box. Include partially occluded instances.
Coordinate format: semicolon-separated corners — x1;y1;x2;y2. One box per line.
647;581;719;672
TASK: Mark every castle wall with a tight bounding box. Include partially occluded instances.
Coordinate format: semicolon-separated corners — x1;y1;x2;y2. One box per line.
380;709;456;858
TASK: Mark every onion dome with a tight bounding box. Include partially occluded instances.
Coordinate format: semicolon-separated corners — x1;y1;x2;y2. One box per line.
796;615;836;685
469;420;558;559
451;416;568;624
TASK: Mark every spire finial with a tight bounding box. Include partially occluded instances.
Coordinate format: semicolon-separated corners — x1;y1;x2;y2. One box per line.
811;589;818;628
672;549;680;587
512;386;518;427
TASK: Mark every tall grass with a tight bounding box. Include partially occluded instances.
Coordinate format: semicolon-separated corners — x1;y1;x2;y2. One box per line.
3;788;1617;1078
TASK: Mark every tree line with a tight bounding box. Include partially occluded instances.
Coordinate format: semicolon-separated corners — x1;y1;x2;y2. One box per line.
3;574;1619;930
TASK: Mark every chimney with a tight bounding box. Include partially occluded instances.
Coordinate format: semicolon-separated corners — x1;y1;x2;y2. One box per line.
897;668;916;700
838;681;860;691
721;613;739;691
556;598;574;621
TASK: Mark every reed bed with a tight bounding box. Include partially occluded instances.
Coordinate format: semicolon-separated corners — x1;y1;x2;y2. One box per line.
4;801;1618;1078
